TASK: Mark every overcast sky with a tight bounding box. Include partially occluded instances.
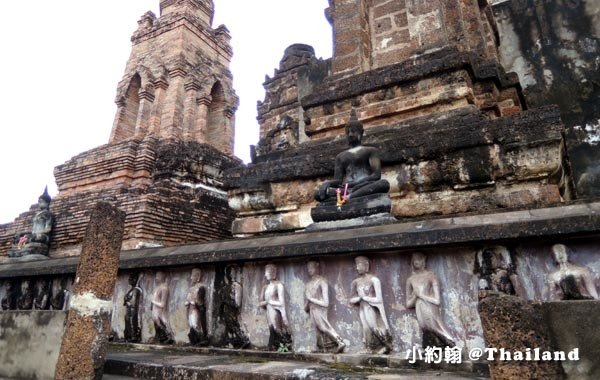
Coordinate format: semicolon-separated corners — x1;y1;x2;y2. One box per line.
0;0;332;223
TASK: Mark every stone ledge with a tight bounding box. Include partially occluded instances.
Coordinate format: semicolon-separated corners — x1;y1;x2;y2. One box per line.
105;344;488;379
301;47;521;109
1;201;599;278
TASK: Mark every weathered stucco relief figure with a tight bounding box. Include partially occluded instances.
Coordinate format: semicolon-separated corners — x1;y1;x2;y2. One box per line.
217;264;250;348
1;281;17;310
17;279;34;310
185;268;209;345
549;244;598;300
123;272;142;343
51;277;71;311
33;278;51;310
349;256;393;354
406;252;456;348
259;263;292;351
151;271;174;344
477;246;521;296
314;110;390;206
9;188;55;258
304;261;346;353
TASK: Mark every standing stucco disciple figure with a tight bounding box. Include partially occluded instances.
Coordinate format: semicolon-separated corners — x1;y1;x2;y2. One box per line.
33;279;51;310
549;244;599;300
51;277;71;311
17;279;34;310
259;264;292;351
406;252;456;348
186;268;209;345
123;272;142;343
218;264;250;349
477;246;521;296
304;261;346;353
1;281;17;311
8;187;55;258
151;271;174;344
349;256;393;354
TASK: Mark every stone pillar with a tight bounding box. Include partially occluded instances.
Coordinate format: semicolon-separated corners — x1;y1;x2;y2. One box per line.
195;96;211;144
109;98;127;143
54;202;126;380
223;107;235;155
148;79;169;135
478;291;564;380
134;88;155;139
160;68;187;140
331;0;371;76
183;81;201;141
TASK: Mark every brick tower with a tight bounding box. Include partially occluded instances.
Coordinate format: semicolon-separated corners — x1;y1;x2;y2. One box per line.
110;0;237;154
0;0;241;258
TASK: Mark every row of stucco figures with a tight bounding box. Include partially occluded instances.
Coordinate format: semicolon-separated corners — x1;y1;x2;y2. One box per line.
123;254;470;353
120;243;598;353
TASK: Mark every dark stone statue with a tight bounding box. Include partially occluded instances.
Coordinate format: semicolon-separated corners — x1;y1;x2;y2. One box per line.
217;264;250;349
1;281;18;310
477;246;521;296
124;272;142;343
17;278;34;310
311;110;392;223
33;278;51;310
8;187;55;259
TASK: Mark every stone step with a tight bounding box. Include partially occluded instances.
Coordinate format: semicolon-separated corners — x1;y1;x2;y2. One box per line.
105;345;489;380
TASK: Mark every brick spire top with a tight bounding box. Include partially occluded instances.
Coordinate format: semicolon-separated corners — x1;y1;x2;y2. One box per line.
160;0;214;25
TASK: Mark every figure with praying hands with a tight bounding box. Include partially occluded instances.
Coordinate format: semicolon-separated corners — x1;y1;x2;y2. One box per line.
304;261;346;353
349;256;393;354
259;263;292;351
406;252;456;348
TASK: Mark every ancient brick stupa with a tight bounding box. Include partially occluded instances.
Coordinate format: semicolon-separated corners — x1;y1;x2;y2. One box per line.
2;1;600;379
0;0;241;258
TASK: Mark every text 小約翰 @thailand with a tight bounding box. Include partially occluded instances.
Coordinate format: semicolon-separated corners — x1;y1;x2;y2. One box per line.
405;346;580;364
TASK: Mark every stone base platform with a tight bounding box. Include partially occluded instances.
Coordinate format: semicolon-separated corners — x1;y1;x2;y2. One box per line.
310;193;392;223
306;212;397;231
105;344;488;379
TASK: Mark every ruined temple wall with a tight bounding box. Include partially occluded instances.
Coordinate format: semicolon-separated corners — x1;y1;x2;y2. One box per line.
490;0;600;198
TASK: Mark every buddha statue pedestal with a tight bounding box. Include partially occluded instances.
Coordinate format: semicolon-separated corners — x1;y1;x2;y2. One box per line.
310;194;396;223
8;242;50;260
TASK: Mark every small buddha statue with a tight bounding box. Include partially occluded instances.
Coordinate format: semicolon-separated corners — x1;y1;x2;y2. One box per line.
9;187;55;258
311;110;392;223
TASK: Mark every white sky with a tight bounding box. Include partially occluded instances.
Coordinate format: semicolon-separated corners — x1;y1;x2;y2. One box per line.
0;0;332;224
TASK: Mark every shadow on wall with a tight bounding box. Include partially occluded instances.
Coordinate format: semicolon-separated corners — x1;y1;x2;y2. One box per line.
492;0;600;197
